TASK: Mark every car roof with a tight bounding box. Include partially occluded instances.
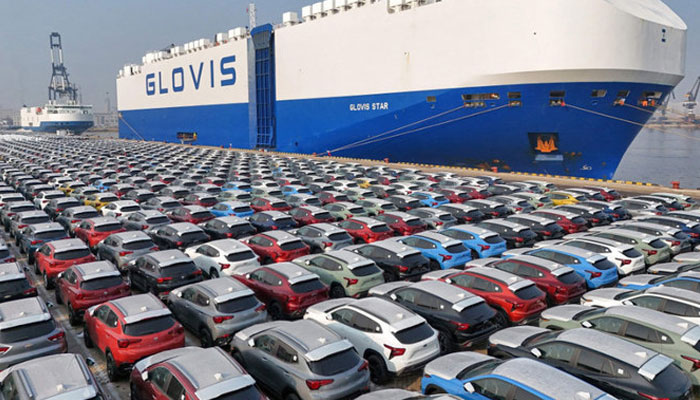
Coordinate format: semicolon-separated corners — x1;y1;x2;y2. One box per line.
508;255;568;272
384;211;420;220
262;230;300;243
371;239;421;257
0;297;50;330
324;250;374;269
246;320;351;362
266;262;317;285
74;261;121;281
351;216;385;226
348;297;424;331
509;214;553;224
111;230;151;243
556;329;657;368
570;236;630;249
448;224;498;238
168;222;203;233
194;277;254;303
0;354;97;400
535;209;579;219
87;217;120;226
646;286;700;304
542;245;606;262
0;262;25;282
305;223;346;234
29;222;64;232
17;210;49;218
147;249;191;266
110;293;170;324
206;239;251;253
135;210;167;217
465;267;534;291
49;238;88;252
604;306;695;336
409;280;483;308
261;210;291;219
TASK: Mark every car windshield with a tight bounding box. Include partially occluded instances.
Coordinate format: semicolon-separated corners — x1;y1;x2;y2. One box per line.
35;230;66;240
94;223;123;233
394;322;434;344
123;240;154;250
307;348;361;376
80;276;123;291
290;278;325;293
54;248;90;260
0;278;31;295
225;251;256;262
215;295;258;313
123;316;175;336
0;319;55;343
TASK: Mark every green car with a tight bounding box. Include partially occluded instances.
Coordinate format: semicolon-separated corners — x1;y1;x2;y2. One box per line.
582;228;672;266
323;201;368;220
293;250;385;298
217;189;253;203
512;192;554;209
540;304;700;385
345;188;377;202
355;199;399;217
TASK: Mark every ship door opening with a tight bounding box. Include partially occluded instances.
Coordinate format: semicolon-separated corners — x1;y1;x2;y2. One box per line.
251;24;276;149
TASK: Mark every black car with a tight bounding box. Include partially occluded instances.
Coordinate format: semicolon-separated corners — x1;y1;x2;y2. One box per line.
55;206;100;235
1;201;36;230
45;197;81;219
121;189;156;204
159;186;191;200
370;280;500;352
141;196;182;212
148;222;210;250
350;241;430;281
488;327;692;400
248;211;298;232
128;249;203;299
506;214;566;240
0;262;37;302
464;199;513;219
200;216;257;239
476;220;538;248
555;205;612;227
385;195;422;211
437;204;486;224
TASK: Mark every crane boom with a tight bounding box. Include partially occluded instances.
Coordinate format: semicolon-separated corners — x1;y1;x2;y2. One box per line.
48;32;79;103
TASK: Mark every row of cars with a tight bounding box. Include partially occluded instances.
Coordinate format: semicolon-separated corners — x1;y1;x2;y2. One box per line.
0;135;697;399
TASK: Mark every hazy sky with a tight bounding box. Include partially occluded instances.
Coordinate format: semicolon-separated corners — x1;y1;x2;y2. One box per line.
0;0;697;112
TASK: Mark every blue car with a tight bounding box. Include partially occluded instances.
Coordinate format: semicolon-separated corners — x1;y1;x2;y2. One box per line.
438;225;507;258
411;191;449;208
222;181;252;192
394;231;472;270
580;200;632;222
638;216;700;245
281;185;313;197
94;179;117;192
504;245;619;289
421;352;615;400
210;201;254;218
617;270;700;291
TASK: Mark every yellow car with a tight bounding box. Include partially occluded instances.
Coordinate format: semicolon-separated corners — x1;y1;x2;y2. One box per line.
58;181;87;195
355;177;378;189
547;190;583;206
84;192;120;210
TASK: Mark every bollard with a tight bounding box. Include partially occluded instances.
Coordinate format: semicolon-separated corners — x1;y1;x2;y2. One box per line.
672;181;680;189
491;167;498;173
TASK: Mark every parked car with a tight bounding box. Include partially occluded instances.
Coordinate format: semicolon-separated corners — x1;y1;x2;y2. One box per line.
373;211;428;236
438;225;508;258
73;217;126;249
288;205;336;226
291;223;355;253
34;238;96;289
0;262;36;302
184;239;260;278
350;240;430;281
248;210;298;232
16;222;69;264
199;215;257;239
244;231;311;263
394;231;472;270
149;222;210;250
293;250;385;298
128;250;204;299
141;196;182;212
506;214;566;240
96;230;158;271
121;210;171;232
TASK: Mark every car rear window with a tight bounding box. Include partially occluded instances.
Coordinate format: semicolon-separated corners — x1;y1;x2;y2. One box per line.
0;249;10;259
123;315;175;336
121;206;141;212
274;217;296;226
0;319;55;343
308;348;362;376
23;216;50;225
0;278;31;295
514;284;543;300
544;223;562;232
593;259;617;271
405;218;423;227
651;363;689;392
571;217;587;225
123;239;154;250
54;248;91;260
393;322;434;344
459;301;496;322
370;225;391;233
271;202;288;208
146;216;170;225
557;271;582;284
95;223;123;233
12;206;35;213
650;239;667;249
35;230;66;240
226;251;256;262
290;278;325;293
80;276;123;291
328;232;352;241
233;207;253;214
280;240;306;251
438;214;453;221
161;201;180;208
446;243;468;254
180;231;209;242
623;248;643;258
351;264;382;277
160;262;197;277
215;295;258;313
75;211;99;219
400;253;427;267
228;224;256;237
484;235;505;244
406;201;422;209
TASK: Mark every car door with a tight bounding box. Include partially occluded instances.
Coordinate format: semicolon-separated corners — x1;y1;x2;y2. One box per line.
173;288;199;330
90;305;112;352
330;308;363;345
145;366;175;400
246;334;279;388
467;377;517;400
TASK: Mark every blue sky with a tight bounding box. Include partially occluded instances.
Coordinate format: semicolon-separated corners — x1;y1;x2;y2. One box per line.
0;0;697;111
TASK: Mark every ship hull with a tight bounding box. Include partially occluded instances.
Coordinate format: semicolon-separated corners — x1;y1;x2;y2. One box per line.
26;120;94;134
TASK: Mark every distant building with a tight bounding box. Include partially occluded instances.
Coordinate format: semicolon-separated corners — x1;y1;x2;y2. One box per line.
93;112;118;129
0;109;21;126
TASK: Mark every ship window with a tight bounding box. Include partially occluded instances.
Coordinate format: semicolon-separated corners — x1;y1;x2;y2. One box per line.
617;90;630;98
508;92;521;99
642;91;662;99
508;92;522;107
426;96;437;103
591;90;607;98
549;91;565;107
549;91;566;98
462;93;500;101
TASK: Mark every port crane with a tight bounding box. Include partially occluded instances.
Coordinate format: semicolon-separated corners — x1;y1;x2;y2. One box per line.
48;32;79;103
682;76;699;122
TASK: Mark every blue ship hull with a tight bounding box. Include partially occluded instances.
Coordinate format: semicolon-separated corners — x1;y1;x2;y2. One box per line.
120;80;671;179
29;121;94;134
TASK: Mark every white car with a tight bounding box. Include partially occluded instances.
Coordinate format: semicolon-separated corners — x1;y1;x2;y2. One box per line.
539;236;645;276
185;239;260;278
304;297;440;383
389;182;420;196
100;200;142;220
581;286;700;325
32;190;64;210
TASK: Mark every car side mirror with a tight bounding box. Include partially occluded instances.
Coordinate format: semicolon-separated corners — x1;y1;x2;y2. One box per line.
389;294;397;301
176;291;183;298
245;273;251;279
463;382;475;393
581;320;593;328
530;348;542;358
621;300;633;306
325;314;333;321
248;338;255;347
305;260;311;266
57;272;64;280
575;392;593;400
141;371;149;381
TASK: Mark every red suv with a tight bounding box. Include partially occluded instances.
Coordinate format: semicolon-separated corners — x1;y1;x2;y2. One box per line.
74;217;126;249
337;217;394;243
55;260;130;325
456;185;491;199
168;206;215;224
288;206;336;226
423;266;547;325
233;262;328;319
532;210;588;234
374;212;427;236
245;231;310;263
250;197;292;212
84;293;185;381
437;189;470;204
34;238;96;289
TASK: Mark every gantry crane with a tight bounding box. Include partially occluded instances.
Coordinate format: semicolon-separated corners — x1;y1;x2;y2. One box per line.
682;76;700;122
48;32;79;103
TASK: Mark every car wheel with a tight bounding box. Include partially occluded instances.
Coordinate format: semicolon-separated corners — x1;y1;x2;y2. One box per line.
367;353;389;384
209;269;219;279
55;289;63;305
425;386;447;394
329;283;346;298
200;327;214;348
429;260;440;271
27;252;34;265
267;302;283;320
67;303;80;326
471;250;479;260
106;351;120;382
19;244;25;255
33;260;40;274
437;329;454;354
83;328;94;348
43;272;54;290
495;309;510;328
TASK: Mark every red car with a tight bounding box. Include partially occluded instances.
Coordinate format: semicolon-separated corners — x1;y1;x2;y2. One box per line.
456;185;491;199
157;175;176;184
250;196;292;212
84;293;185;381
317;191;350;205
202;176;225;186
337;217;394;243
129;347;265;400
34;238;96;289
474;256;587;305
532;210;589;234
109;184;136;198
423;266;547;325
288;206;336;226
74;217;126;249
182;192;218;207
233;262;328;319
377;175;398;186
55;260;131;325
168;206;215;224
593;187;622;201
437;189;471;204
245;231;310;263
374;212;427;236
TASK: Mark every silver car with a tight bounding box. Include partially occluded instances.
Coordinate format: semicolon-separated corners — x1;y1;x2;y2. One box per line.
233;319;370;400
168;277;267;347
0;297;67;370
96;230;157;270
291;223;355;252
121;210;171;232
406;207;457;229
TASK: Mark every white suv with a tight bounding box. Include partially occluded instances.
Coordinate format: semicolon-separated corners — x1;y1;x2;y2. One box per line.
185;239;260;278
304;297;440;384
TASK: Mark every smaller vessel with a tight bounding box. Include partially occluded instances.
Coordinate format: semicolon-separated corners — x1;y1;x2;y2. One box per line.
21;32;93;134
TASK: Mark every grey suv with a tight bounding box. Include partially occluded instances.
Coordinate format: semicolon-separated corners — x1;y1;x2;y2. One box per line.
96;230;158;271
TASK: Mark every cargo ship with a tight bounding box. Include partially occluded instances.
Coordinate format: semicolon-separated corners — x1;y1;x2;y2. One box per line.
116;0;687;179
